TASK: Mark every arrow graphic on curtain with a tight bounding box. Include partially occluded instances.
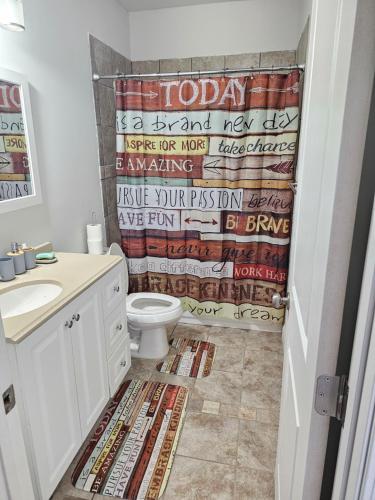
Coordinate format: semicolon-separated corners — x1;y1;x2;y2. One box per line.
248;82;299;94
115;90;159;98
0;156;10;169
184;217;218;225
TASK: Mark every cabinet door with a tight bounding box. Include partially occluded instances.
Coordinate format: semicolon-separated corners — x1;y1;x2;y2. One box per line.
70;285;109;437
17;309;81;500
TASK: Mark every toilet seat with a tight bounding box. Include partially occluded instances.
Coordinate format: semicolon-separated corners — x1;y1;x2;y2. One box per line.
126;292;182;325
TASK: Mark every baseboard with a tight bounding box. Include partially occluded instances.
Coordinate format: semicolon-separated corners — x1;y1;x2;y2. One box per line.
178;311;283;333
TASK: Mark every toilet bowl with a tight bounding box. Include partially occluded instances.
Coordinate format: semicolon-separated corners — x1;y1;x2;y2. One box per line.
107;243;183;359
127;292;183;358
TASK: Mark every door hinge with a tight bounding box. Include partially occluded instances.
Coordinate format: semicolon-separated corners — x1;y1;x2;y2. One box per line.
2;384;16;415
314;375;348;424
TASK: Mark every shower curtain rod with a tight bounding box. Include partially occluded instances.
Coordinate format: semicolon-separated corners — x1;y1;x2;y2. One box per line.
92;63;305;81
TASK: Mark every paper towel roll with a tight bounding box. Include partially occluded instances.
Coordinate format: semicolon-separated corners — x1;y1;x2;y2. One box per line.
88;239;103;255
87;224;102;240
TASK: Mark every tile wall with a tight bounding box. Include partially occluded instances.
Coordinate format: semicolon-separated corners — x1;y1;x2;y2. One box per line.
90;35;131;246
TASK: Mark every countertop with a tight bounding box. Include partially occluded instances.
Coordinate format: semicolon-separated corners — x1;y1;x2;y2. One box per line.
0;252;122;344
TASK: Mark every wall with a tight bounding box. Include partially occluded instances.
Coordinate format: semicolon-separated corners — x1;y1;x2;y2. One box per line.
300;0;313;33
0;0;130;252
130;0;302;61
131;50;296;80
90;36;130;246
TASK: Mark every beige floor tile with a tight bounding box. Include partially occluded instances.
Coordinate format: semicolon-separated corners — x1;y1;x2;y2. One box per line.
241;372;281;409
207;327;246;347
237;420;278;472
220;402;240;418
243;350;283;379
242;331;283;352
187;397;203;412
256;407;280;425
193;370;242;405
163;456;236;500
173;323;210;340
234;466;274;499
239;406;257;421
126;358;157;381
177;412;239;465
202;400;220;415
220;403;257;421
213;345;244;373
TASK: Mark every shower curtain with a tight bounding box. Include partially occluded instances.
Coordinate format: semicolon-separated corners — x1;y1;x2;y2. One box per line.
115;71;300;327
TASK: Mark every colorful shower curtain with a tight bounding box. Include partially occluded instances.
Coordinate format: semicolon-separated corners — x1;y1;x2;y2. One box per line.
115;71;300;327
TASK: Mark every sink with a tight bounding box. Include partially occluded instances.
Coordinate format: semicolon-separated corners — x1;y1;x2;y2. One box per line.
0;282;63;319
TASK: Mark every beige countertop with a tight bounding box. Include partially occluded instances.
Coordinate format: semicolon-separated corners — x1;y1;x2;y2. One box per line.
0;252;122;344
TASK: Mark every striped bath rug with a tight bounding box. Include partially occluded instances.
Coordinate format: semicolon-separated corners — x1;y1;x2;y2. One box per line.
156;337;216;378
72;379;188;499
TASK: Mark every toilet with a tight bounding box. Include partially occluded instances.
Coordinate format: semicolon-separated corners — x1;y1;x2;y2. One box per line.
108;243;183;359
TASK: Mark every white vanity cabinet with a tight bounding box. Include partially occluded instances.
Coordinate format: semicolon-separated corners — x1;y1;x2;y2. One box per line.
11;261;130;500
68;285;109;436
16;305;82;500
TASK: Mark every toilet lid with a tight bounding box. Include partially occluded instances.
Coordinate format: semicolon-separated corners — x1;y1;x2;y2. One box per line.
126;292;181;315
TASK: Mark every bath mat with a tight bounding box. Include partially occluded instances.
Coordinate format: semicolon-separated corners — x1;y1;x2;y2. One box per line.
72;379;188;499
156;337;216;378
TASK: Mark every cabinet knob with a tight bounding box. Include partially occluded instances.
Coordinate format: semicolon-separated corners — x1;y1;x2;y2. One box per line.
120;360;127;367
113;285;120;293
65;320;73;328
73;313;80;322
116;323;123;331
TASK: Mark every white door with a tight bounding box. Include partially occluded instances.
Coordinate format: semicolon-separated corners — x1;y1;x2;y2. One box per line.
275;0;375;498
70;285;109;437
18;307;82;500
0;318;34;500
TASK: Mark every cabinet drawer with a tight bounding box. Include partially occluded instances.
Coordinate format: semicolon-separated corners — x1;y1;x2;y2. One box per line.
101;263;125;315
105;304;127;357
108;336;131;397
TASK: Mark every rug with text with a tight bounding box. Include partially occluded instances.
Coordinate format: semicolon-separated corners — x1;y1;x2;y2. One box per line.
72;379;188;499
156;337;216;378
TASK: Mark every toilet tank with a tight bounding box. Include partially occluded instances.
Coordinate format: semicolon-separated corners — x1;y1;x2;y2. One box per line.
107;243;129;293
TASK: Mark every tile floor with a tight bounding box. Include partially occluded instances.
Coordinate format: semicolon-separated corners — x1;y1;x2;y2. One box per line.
52;324;283;500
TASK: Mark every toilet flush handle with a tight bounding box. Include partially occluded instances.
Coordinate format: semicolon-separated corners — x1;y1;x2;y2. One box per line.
113;284;120;293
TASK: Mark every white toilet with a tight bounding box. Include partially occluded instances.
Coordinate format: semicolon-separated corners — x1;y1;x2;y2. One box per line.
108;243;183;359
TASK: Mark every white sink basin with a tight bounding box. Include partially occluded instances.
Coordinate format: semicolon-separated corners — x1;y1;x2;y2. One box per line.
0;282;63;319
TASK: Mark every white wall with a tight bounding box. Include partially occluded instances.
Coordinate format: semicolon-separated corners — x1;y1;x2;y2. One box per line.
0;0;130;252
300;0;312;32
130;0;302;61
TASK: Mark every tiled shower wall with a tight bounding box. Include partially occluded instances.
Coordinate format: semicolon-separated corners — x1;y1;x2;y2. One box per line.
90;35;130;246
132;50;296;76
90;38;297;245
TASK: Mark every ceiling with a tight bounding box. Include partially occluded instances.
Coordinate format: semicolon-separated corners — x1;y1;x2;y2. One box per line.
120;0;242;12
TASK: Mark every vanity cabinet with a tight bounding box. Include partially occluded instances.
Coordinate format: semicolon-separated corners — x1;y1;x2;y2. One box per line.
16;305;82;500
11;261;130;500
68;286;109;436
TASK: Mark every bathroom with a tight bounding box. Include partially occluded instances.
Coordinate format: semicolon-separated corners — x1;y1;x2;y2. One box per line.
0;0;374;499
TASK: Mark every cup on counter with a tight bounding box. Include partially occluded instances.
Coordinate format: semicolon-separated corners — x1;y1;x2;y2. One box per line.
0;257;16;281
10;252;26;274
23;248;37;270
